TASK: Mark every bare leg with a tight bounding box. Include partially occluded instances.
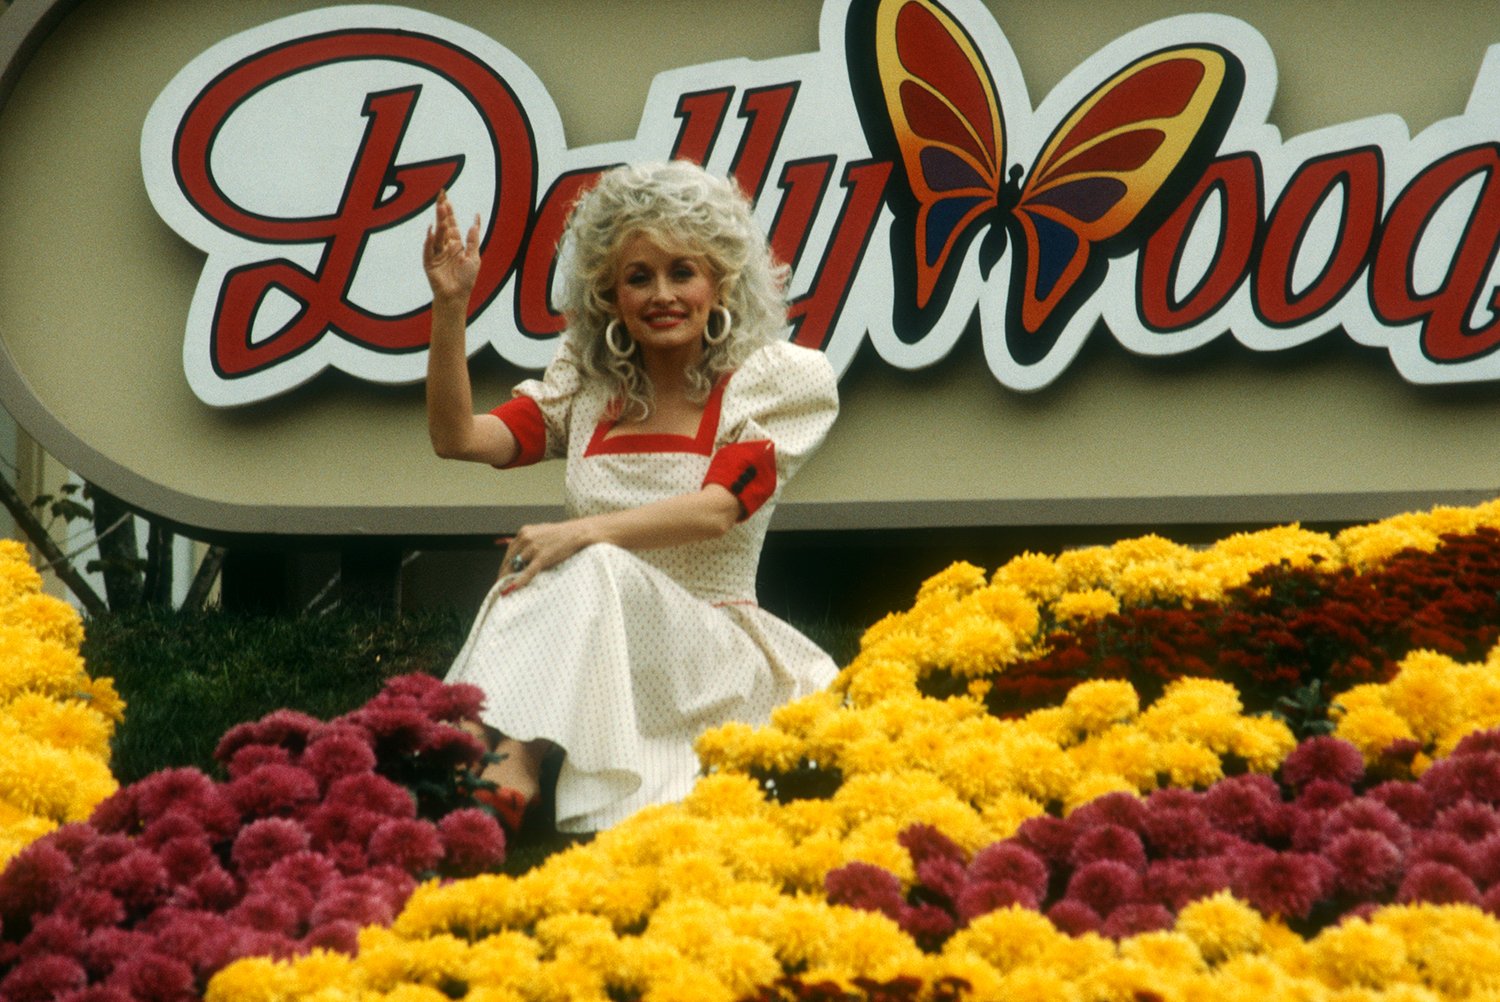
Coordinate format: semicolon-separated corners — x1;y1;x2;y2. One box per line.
460;720;549;801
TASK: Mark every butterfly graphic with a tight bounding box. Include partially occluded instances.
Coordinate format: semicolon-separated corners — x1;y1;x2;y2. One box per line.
847;0;1244;366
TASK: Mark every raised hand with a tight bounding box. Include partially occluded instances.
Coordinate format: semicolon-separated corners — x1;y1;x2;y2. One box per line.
422;189;482;306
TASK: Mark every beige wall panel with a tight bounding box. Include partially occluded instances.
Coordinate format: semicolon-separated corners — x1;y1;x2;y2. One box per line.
1;0;1497;535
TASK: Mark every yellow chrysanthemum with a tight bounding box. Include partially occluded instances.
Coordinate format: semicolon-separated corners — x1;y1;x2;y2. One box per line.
1051;588;1120;624
1175;892;1266;963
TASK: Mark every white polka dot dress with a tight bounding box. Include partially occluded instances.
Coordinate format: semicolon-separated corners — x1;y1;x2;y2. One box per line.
444;340;840;832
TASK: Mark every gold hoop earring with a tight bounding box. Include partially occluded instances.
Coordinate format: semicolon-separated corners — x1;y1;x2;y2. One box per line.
605;320;635;360
704;306;732;346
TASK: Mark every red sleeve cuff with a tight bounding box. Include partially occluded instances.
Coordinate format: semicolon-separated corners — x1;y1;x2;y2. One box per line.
703;439;777;519
490;396;547;468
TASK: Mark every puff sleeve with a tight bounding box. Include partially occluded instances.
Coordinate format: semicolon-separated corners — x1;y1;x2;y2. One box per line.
703;341;838;520
489;336;585;468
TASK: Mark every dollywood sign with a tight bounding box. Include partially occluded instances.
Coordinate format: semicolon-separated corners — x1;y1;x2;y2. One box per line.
142;0;1500;408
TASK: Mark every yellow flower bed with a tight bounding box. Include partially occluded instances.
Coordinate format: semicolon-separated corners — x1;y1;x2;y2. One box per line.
204;499;1500;1001
0;539;122;864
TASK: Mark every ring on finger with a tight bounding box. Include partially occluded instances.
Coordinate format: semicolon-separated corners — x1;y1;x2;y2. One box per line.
510;555;528;572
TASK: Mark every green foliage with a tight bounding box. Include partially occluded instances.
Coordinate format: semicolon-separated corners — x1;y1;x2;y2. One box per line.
83;606;469;784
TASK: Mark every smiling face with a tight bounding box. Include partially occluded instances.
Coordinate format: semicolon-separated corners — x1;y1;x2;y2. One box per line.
611;232;719;362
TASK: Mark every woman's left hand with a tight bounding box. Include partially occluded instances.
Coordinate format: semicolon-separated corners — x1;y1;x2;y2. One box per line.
497;519;598;594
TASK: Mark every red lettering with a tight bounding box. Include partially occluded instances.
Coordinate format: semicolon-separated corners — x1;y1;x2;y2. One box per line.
1254;148;1382;327
176;30;536;378
516;167;610;337
1371;144;1500;362
730;84;799;201
670;89;734;164
787;159;891;350
1138;153;1261;331
768;157;834;272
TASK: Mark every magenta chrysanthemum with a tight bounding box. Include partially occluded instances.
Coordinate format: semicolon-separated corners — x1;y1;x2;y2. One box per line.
1280;736;1366;791
1366;780;1436;828
898;823;967;867
436;809;507;877
0;952;88;1002
1068;823;1147;872
1142;807;1220;859
1063;860;1141;916
303;918;361;954
825;862;905;919
1420;752;1500;808
299;728;378;788
0;842;74;925
367;818;444;872
231;818;313;873
156;835;215;884
225;743;293;780
307;887;396;929
225;764;320;819
1294;779;1354;811
1410;830;1477;871
1325;830;1403;897
967;842;1048;900
95;850;170;914
1069;792;1149;833
420;681;485;722
1398;861;1482;906
323;773;415;819
1100;902;1175;939
1145;856;1233;911
262;851;341;895
1046;899;1102;937
954;879;1038;920
914;856;966;904
1015;815;1077;864
1231;851;1329;921
1202;775;1278;839
1434;801;1500;844
898;902;955;951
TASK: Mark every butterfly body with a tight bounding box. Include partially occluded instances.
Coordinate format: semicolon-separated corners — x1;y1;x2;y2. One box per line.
848;0;1244;369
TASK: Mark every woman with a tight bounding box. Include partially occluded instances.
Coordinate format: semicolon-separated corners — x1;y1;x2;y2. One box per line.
423;161;839;833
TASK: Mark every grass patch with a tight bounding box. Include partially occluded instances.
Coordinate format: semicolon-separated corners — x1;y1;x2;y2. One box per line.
83;606;469;784
84;606;863;785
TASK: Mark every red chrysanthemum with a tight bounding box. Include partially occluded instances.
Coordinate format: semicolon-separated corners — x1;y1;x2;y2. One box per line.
1142;807;1221;858
914;856;967;904
110;949;198;1002
1366;780;1436;828
1325;830;1403;898
262;850;341;895
225;743;294;780
1063;860;1142;916
367;818;444;873
967;842;1048;900
1434;801;1500;844
299;727;378;789
1420;751;1500;808
421;681;486;723
1145;856;1233;911
1046;899;1103;937
437;809;507;877
224;764;320;819
228;890;302;936
76;927;149;980
1015;815;1077;864
323;773;416;820
1322;798;1412;853
0;952;88;1002
156;834;216;885
1069;792;1149;833
1410;830;1477;872
954;879;1038;920
898;902;956;952
1232;851;1330;921
1398;861;1482;906
1068;823;1147;872
825;862;905;920
1295;779;1355;811
1281;736;1366;791
231;818;312;873
899;823;967;867
138;810;206;851
306;887;396;929
1101;902;1175;939
303;918;361;954
57;888;126;931
0;841;74;928
1202;775;1279;840
95;849;171;914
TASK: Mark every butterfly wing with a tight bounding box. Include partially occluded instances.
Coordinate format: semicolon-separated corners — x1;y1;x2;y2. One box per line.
1008;46;1243;354
848;0;1005;329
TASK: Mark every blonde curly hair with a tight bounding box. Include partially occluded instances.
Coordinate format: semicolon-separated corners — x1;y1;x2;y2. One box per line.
556;161;788;420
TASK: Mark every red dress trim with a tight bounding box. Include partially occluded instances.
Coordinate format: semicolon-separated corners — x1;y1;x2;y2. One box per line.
703;439;777;520
584;376;730;457
490;396;548;469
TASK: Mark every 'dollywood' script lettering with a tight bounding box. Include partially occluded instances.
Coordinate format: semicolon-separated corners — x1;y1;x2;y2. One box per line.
141;0;1500;407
